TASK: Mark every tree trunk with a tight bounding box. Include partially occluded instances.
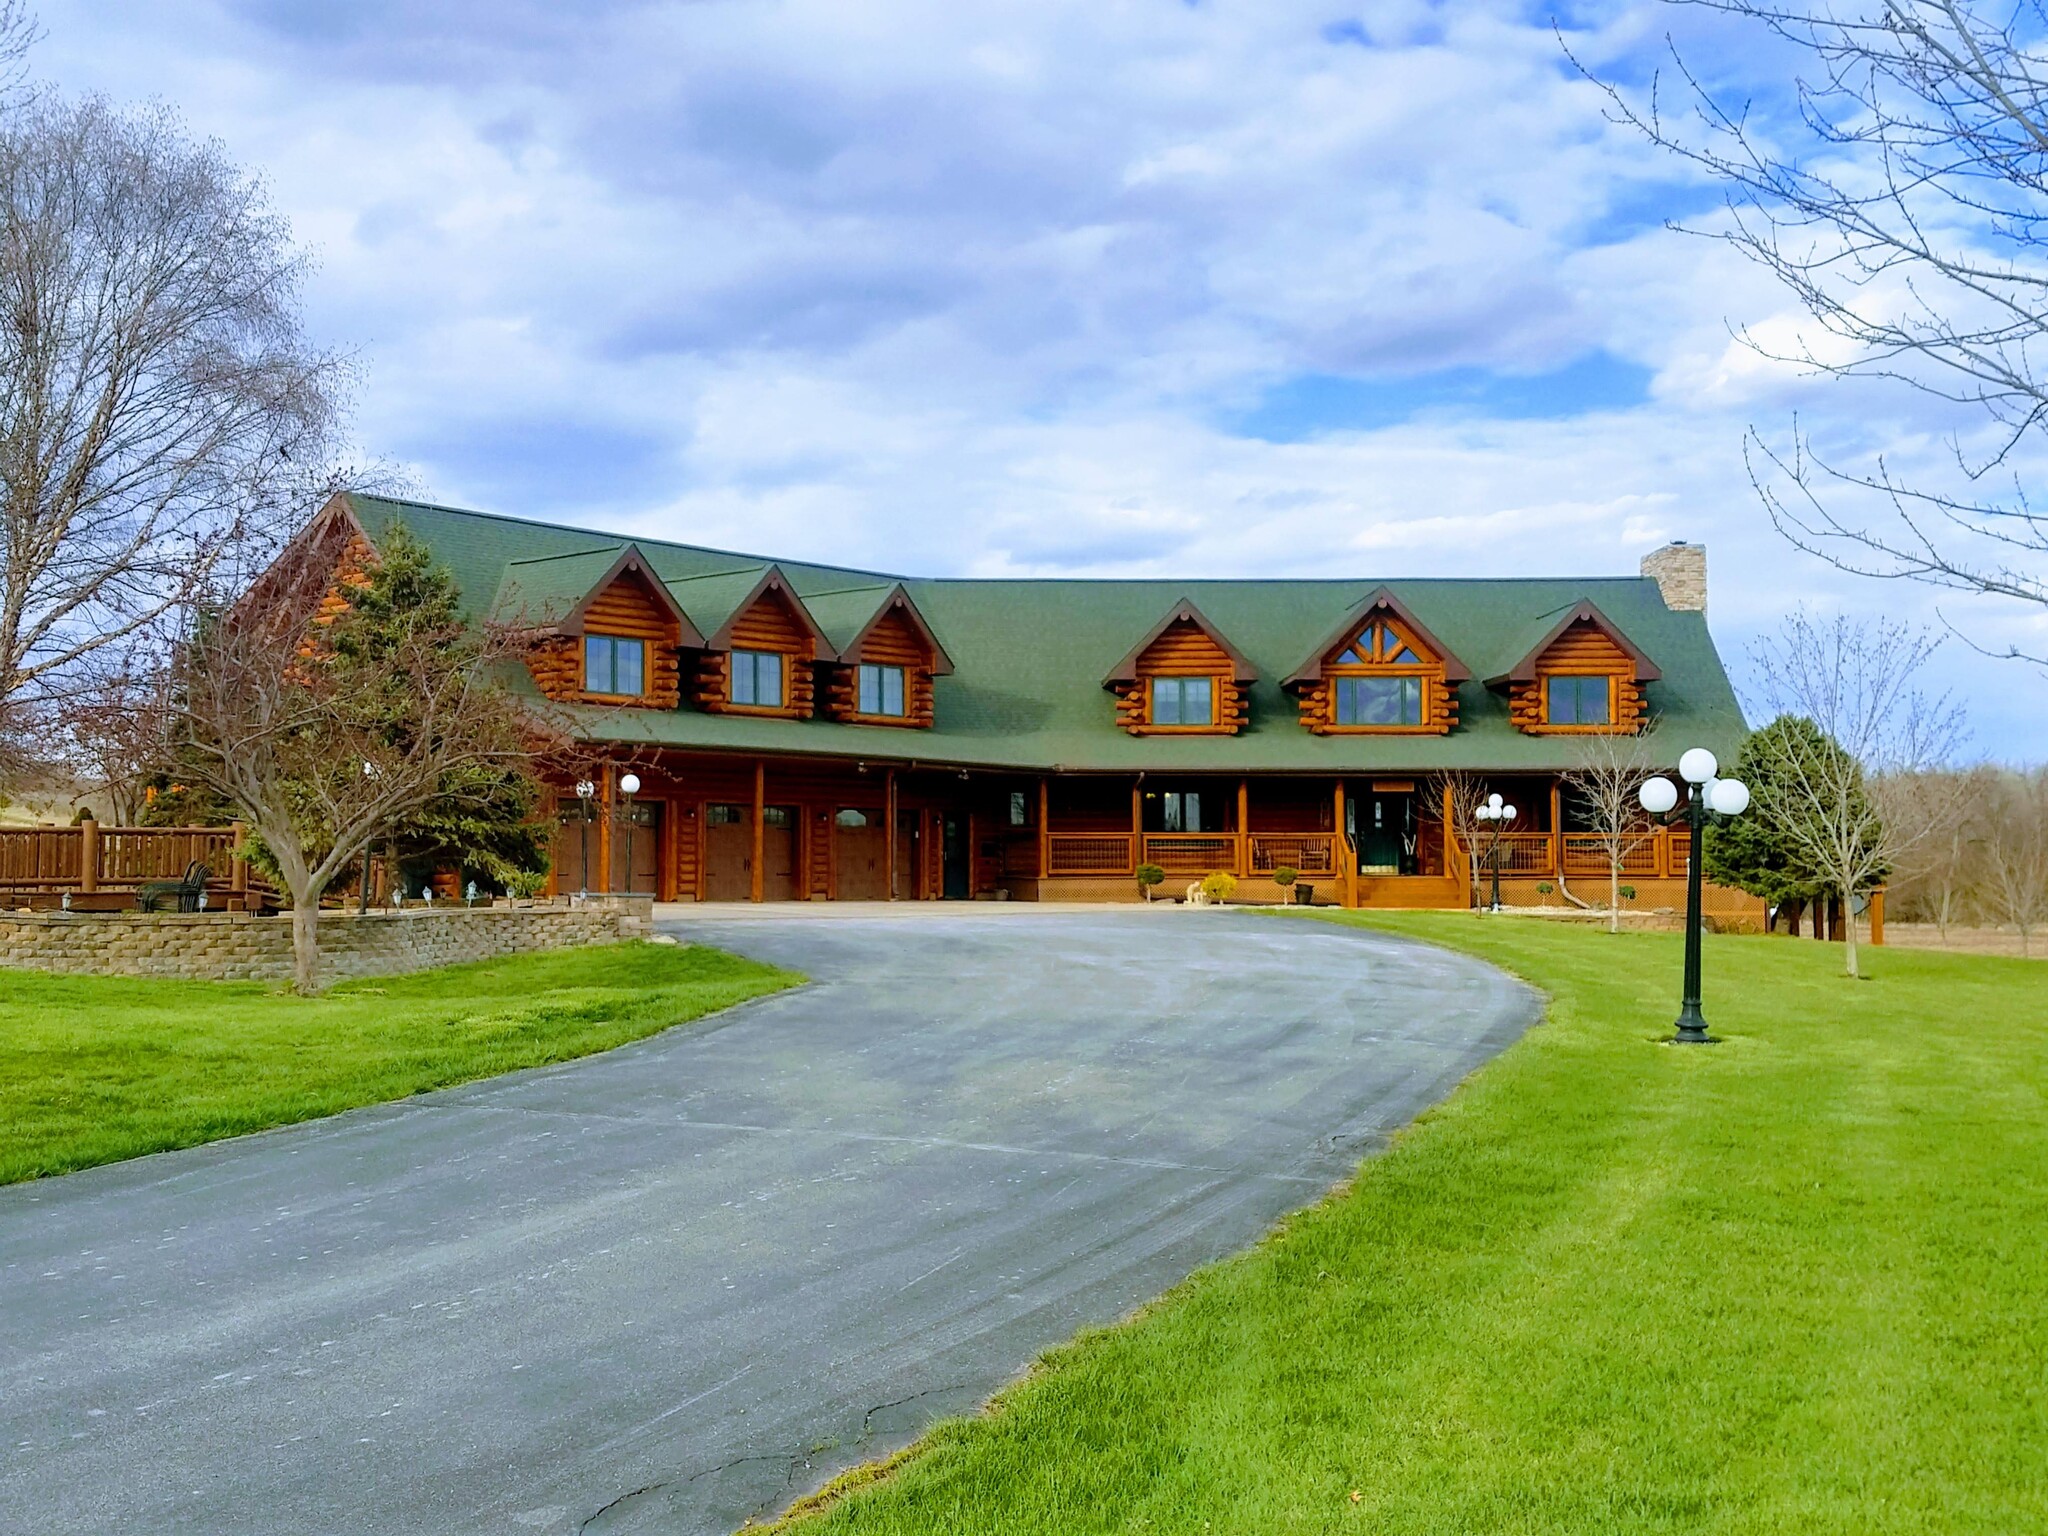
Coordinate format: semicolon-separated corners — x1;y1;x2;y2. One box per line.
291;901;321;994
1609;860;1621;934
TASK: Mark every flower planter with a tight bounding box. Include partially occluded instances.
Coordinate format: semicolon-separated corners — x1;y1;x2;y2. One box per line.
1293;884;1315;906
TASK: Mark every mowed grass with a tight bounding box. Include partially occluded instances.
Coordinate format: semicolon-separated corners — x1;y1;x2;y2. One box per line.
0;941;798;1185
777;914;2048;1536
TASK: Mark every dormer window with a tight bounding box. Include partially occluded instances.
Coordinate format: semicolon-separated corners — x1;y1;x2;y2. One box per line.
1150;675;1214;727
584;634;645;697
730;648;784;708
1287;594;1465;736
858;663;906;717
1546;674;1612;727
1335;674;1423;727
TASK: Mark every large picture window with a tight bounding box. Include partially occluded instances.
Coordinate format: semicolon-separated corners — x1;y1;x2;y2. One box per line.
1150;676;1214;726
1143;788;1221;832
858;662;906;716
1546;675;1611;726
584;634;645;696
1335;674;1422;727
730;649;784;707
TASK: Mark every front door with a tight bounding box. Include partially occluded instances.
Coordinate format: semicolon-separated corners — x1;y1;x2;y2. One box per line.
1351;788;1414;874
555;804;601;894
761;806;799;900
608;801;661;894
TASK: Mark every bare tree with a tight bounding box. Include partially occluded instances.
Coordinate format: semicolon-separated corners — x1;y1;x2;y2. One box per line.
1747;610;1967;976
165;534;561;993
1563;730;1663;933
0;93;341;793
1881;763;1995;939
1428;768;1492;909
1583;1;2048;658
1980;766;2048;952
59;654;177;822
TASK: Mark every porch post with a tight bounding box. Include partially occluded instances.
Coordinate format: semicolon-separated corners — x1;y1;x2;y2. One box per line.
1130;778;1142;875
77;813;98;895
1549;780;1563;879
751;760;766;904
598;767;615;895
1236;779;1249;876
1038;777;1050;879
885;767;898;900
1871;887;1886;947
1334;780;1356;909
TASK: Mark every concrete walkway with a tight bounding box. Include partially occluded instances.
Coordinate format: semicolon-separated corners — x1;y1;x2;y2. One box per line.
0;908;1537;1535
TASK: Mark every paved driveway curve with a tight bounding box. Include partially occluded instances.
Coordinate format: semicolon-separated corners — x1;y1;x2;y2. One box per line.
0;908;1537;1535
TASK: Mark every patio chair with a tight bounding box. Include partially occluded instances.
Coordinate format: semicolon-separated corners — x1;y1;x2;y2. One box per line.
137;862;213;914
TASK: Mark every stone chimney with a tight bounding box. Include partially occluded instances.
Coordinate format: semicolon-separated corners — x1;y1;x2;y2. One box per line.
1640;541;1706;613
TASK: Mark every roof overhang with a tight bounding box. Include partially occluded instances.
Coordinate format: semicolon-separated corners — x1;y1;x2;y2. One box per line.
561;544;706;645
704;565;836;660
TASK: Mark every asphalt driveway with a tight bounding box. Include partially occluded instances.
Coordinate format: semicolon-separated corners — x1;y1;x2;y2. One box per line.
0;908;1538;1535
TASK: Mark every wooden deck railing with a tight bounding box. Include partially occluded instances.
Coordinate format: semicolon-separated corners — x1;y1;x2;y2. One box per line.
1560;834;1660;878
0;823;250;895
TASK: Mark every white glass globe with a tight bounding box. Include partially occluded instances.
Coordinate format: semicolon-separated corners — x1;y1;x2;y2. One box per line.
1487;793;1504;810
1502;804;1518;821
619;773;642;796
1638;776;1679;815
576;780;596;799
1678;747;1719;784
1709;777;1751;816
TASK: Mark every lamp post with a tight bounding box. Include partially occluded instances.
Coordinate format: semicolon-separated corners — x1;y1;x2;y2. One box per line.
574;779;596;897
618;773;642;897
1639;748;1751;1045
1473;793;1517;911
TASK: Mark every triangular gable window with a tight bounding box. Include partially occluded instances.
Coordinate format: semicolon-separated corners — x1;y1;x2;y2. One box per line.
1336;619;1426;668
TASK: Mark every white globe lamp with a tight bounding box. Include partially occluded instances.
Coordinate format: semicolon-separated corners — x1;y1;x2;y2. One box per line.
1709;778;1751;817
1638;776;1679;815
1678;747;1719;785
619;773;641;796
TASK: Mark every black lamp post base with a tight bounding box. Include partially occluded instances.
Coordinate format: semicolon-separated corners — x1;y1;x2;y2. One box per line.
1671;1005;1717;1045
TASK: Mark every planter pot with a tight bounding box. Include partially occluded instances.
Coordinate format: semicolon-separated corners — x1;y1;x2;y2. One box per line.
1293;884;1315;906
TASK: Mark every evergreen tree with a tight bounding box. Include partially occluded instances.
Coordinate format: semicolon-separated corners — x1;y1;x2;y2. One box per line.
332;524;550;894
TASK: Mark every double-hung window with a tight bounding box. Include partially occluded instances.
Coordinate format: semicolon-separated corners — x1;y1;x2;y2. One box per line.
858;663;906;717
584;634;645;696
1546;675;1611;726
1334;674;1422;727
730;649;784;708
1150;676;1214;726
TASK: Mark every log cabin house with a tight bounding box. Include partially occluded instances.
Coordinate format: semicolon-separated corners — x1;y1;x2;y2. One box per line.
305;493;1760;921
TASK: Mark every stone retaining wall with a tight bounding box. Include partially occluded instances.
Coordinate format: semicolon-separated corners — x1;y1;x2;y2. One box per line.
0;898;654;983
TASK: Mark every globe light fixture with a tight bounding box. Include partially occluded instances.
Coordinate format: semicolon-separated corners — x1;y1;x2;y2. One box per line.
1643;747;1751;1044
1472;794;1518;910
619;773;641;796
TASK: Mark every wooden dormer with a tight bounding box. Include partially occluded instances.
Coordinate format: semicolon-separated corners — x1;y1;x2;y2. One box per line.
1285;588;1467;735
691;567;835;718
519;547;701;708
1489;601;1659;734
1102;600;1256;735
820;586;953;728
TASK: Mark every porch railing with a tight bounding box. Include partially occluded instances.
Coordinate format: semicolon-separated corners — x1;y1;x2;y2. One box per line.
1141;833;1237;875
1561;834;1660;878
1248;832;1337;876
1046;833;1134;876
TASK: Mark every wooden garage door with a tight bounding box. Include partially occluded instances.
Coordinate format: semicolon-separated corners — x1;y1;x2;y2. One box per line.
703;805;751;901
761;807;799;901
835;808;886;900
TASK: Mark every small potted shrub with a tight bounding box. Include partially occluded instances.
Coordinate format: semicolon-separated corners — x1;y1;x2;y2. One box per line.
1272;865;1298;906
1200;870;1238;906
1619;884;1637;907
1136;862;1165;902
1536;881;1555;902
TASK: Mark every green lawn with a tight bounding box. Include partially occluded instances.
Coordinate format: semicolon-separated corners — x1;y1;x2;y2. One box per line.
0;942;797;1185
776;913;2047;1536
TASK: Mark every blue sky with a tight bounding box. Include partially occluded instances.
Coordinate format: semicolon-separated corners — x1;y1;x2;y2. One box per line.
36;0;2048;758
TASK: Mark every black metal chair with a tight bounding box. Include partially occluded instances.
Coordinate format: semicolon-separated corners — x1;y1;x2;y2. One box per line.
138;862;213;914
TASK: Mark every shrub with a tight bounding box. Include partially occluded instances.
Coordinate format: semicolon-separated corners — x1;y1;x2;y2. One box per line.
1272;866;1298;888
1201;870;1238;904
1537;881;1554;896
1135;863;1165;899
1620;884;1638;903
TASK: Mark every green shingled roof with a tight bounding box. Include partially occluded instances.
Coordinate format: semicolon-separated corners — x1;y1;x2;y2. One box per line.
342;492;1748;773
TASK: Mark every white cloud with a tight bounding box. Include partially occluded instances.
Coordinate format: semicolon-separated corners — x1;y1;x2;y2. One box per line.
33;0;2048;756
